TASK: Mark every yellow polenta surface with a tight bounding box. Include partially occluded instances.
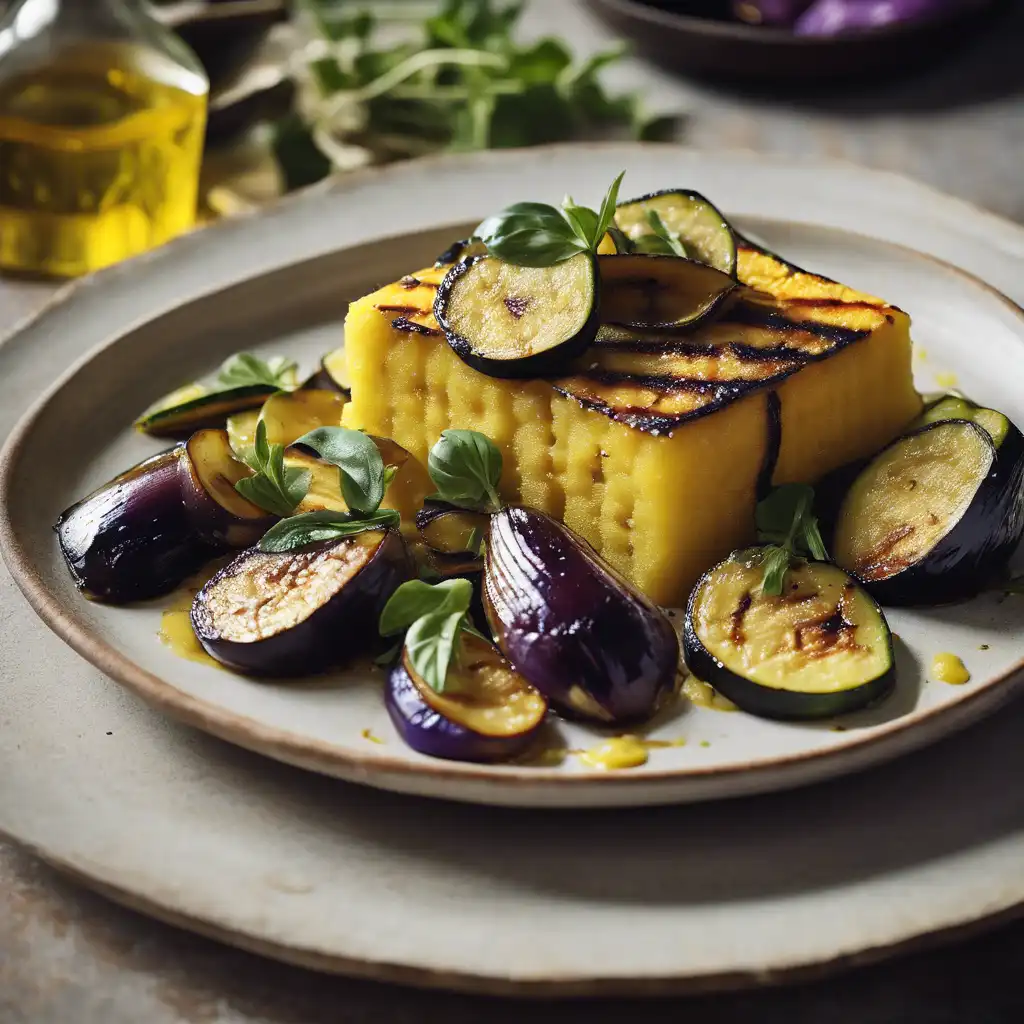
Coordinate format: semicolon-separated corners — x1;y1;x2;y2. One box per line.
342;244;920;606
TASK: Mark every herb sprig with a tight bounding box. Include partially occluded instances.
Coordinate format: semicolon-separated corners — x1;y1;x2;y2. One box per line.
379;577;486;692
754;484;829;596
474;171;624;267
427;429;504;512
246;426;401;551
633;209;689;258
216;353;299;392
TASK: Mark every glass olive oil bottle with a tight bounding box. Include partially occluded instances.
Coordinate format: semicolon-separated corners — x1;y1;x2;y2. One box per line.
0;0;209;277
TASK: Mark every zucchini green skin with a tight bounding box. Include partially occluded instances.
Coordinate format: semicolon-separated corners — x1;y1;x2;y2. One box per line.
614;189;737;277
682;552;896;721
135;384;278;437
837;420;1024;605
434;254;601;379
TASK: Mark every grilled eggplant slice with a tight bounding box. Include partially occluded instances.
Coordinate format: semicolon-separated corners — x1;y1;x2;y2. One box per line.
192;530;412;675
179;429;275;548
833;420;1024;604
684;550;895;720
135;382;281;437
614;190;737;276
258;388;346;447
416;500;490;557
435;253;600;378
386;631;546;763
598;253;736;332
317;349;351;396
913;394;1010;448
56;449;210;603
483;506;679;723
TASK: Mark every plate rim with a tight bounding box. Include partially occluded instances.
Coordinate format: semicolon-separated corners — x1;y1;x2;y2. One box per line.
3;144;1024;805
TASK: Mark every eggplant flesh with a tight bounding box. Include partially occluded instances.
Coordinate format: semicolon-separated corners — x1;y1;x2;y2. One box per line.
598;253;736;332
55;449;211;603
435;253;600;379
683;550;895;721
416;500;490;557
614;190;737;276
192;530;412;675
833;420;1024;605
913;394;1009;448
180;429;274;548
483;506;679;724
258;388;346;448
386;632;546;763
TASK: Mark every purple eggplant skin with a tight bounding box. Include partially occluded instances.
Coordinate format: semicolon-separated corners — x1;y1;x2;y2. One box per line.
55;448;211;603
836;420;1024;605
191;529;412;676
483;506;680;724
732;0;814;27
795;0;962;35
386;658;543;764
179;429;276;549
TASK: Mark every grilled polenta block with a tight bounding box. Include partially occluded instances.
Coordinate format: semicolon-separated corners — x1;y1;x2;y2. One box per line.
342;243;920;607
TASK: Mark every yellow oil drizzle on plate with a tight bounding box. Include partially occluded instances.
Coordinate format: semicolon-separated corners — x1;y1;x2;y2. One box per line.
682;675;738;712
931;652;970;685
934;371;959;388
577;734;686;771
361;727;386;745
158;560;229;669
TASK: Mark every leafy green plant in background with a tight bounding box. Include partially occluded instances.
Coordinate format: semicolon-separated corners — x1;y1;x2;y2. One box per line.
274;0;676;189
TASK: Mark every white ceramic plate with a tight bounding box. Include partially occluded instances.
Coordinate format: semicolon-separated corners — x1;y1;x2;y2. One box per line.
2;149;1024;809
1;146;1024;992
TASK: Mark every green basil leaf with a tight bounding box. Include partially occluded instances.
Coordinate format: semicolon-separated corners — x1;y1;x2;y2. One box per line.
802;512;828;561
759;545;792;598
404;608;467;693
235;420;310;516
217;353;298;390
378;577;474;636
592;169;626;249
427;429;503;511
645;209;689;258
560;196;599;247
475;201;563;243
258;508;399;553
235;474;307;519
756;484;815;547
295;427;386;516
485;227;587;267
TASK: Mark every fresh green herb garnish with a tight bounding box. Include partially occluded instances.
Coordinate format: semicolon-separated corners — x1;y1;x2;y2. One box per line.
754;484;829;596
473;171;625;267
427;429;503;512
296;426;391;516
633;209;689;259
379;577;484;692
259;507;401;553
274;2;674;190
216;353;299;392
235;420;311;518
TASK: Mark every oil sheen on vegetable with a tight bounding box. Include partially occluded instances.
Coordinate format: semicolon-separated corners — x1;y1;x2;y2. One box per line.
0;43;206;277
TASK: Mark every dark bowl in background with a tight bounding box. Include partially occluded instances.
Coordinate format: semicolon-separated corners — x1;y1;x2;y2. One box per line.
584;0;998;81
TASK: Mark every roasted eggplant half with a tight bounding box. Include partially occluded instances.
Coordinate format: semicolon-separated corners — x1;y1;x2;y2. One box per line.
55;449;210;603
416;500;490;557
386;631;546;762
258;388;346;448
434;237;489;267
434;253;600;378
683;550;895;721
614;190;737;276
191;530;412;675
179;429;275;548
833;419;1024;605
135;382;281;437
483;506;679;723
598;253;737;332
310;349;351;396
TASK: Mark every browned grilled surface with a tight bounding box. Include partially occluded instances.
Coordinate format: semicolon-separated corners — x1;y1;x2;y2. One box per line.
368;245;899;435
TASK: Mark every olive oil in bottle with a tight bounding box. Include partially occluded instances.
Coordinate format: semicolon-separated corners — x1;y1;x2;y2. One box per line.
0;1;209;277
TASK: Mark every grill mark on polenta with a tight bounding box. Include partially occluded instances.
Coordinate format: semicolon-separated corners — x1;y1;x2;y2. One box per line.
758;391;783;498
725;302;870;346
377;304;428;315
392;316;441;336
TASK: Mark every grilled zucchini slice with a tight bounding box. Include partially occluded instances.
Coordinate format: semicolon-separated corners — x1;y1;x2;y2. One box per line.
434;253;600;378
684;550;895;720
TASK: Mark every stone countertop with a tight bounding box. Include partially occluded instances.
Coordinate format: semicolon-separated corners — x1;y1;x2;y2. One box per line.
3;1;1024;1020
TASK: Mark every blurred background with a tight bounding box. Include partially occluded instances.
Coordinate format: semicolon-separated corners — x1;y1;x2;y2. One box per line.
0;0;1021;279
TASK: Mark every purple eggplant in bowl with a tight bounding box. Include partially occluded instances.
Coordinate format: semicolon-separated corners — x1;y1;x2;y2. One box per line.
387;630;547;763
483;506;680;724
795;0;968;35
192;529;412;675
55;448;212;603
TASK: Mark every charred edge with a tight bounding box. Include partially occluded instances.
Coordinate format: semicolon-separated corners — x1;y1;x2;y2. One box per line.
590;336;813;364
735;233;840;285
377;304;429;315
399;276;423;289
724;302;870;348
434;239;471;267
730;591;752;646
854;524;917;580
574;369;752;396
728;342;811;364
392;316;441;336
757;391;783;499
